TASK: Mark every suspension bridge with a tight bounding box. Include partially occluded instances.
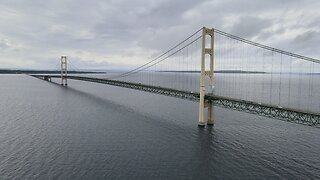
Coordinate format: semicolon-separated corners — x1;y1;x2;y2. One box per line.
31;27;320;127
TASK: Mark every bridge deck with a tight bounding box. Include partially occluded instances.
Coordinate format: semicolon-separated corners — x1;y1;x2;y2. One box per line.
31;75;320;127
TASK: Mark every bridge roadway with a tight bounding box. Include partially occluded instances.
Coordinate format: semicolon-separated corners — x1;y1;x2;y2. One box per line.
31;75;320;127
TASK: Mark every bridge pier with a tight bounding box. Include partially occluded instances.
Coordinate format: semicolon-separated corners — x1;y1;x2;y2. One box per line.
198;86;206;127
198;102;214;127
207;103;214;125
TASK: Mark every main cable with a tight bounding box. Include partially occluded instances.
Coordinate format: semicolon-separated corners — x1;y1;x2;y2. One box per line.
111;35;202;80
214;29;320;64
108;28;202;79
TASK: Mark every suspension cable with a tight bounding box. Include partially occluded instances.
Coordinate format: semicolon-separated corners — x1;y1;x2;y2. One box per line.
214;29;320;64
110;35;202;79
108;28;202;79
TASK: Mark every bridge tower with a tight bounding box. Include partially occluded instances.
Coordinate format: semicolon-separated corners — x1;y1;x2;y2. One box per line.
60;56;68;86
198;27;214;127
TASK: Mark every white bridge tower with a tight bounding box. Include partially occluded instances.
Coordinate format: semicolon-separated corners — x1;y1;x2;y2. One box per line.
61;56;68;86
198;27;215;127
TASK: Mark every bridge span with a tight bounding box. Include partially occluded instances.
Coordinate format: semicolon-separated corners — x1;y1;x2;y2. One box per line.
31;74;320;127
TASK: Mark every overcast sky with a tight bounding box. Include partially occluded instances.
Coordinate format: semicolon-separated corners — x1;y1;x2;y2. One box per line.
0;0;319;70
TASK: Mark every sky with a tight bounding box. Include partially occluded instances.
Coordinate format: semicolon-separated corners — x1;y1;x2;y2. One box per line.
0;0;319;70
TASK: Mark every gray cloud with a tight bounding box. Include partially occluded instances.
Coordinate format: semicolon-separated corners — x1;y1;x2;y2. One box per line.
0;0;319;69
294;30;319;43
0;39;10;50
291;30;320;55
229;16;272;38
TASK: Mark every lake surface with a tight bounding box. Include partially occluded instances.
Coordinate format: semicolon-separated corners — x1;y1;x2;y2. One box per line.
0;74;319;179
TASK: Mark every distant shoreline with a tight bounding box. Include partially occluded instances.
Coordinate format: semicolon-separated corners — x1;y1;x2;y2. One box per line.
157;70;320;75
0;70;106;74
158;70;266;74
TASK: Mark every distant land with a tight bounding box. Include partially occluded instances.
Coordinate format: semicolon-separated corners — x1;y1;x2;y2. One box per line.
158;70;266;74
0;69;106;74
158;70;320;75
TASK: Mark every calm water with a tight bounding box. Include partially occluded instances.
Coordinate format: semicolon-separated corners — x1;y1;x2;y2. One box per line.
0;74;319;179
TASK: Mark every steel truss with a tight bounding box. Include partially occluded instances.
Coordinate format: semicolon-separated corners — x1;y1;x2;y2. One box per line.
207;96;320;127
31;75;320;127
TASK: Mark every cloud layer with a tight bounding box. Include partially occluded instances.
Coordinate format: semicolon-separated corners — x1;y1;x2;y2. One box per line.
0;0;319;69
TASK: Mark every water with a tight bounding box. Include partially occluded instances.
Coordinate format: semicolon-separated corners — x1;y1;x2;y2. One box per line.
0;74;319;179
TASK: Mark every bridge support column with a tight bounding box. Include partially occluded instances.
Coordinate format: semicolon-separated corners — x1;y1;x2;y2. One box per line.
199;87;206;127
61;56;68;86
207;102;214;125
198;27;215;127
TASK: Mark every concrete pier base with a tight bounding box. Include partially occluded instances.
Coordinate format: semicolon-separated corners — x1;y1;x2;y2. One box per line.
198;122;206;127
207;103;214;126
